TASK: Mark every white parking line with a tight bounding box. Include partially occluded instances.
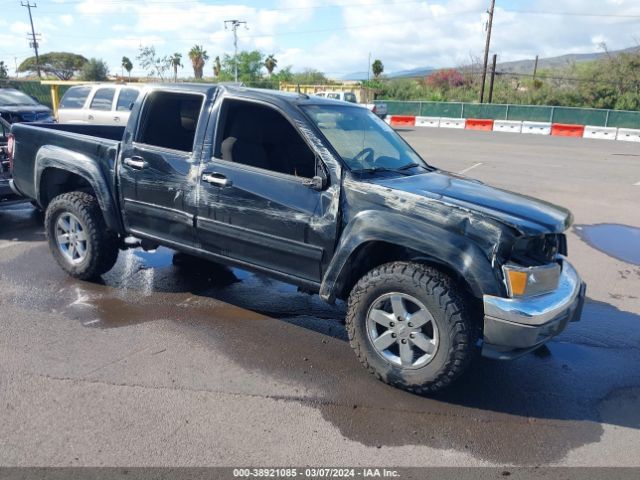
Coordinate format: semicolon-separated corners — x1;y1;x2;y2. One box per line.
458;162;483;174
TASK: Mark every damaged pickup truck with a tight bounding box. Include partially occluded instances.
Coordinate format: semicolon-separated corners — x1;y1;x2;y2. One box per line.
9;84;586;393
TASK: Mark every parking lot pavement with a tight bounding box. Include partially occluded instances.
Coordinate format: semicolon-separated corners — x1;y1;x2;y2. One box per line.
1;130;639;467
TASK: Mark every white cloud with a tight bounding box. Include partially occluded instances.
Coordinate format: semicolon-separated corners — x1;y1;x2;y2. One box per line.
59;14;74;27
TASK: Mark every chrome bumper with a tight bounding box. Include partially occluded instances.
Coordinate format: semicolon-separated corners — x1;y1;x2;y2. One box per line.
482;258;586;360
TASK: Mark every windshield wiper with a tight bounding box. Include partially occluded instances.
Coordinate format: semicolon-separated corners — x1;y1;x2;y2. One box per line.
397;162;422;170
353;166;412;176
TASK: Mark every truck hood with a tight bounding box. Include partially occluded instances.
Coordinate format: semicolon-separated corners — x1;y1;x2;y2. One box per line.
374;170;572;235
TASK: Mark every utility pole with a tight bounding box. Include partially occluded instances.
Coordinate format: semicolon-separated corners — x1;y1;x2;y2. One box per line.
488;54;497;103
533;54;539;80
366;52;371;103
22;1;41;78
224;19;248;83
479;0;495;103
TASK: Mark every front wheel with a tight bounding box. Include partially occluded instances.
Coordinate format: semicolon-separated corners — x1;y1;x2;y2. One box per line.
346;262;477;394
44;191;119;280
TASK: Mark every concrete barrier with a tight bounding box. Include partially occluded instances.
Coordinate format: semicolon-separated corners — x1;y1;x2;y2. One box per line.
415;116;440;128
616;128;640;142
465;119;494;131
493;120;522;133
551;123;585;137
583;126;617;140
389;115;416;127
522;121;552;135
439;117;466;129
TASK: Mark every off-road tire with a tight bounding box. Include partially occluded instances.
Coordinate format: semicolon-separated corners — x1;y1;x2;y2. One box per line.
45;192;119;280
346;261;477;394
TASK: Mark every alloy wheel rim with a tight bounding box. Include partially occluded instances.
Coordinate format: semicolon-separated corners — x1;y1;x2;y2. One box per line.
55;212;88;265
366;292;439;369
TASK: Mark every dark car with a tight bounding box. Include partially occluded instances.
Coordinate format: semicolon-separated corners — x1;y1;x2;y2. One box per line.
0;88;55;124
9;84;586;393
1;117;17;201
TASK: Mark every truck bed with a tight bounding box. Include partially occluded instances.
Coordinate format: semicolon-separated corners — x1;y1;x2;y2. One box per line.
10;122;124;202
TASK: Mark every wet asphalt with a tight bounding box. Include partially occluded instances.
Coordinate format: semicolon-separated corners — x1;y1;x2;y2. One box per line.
1;129;639;467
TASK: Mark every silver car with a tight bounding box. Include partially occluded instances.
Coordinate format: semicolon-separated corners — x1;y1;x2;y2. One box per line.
57;84;141;125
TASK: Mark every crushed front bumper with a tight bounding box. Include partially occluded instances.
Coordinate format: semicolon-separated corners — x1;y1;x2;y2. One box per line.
481;258;586;360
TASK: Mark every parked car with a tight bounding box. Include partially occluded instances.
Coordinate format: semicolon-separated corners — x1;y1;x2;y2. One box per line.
1;117;19;202
57;84;141;126
0;88;55;124
9;84;586;393
315;90;387;119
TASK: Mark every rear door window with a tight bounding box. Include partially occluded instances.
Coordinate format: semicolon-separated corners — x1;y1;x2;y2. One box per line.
136;91;204;152
59;86;92;109
90;88;115;111
116;88;139;111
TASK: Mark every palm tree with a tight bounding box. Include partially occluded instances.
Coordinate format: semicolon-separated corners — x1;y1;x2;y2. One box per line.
188;45;209;80
264;54;277;77
121;56;133;80
170;53;182;82
213;56;221;77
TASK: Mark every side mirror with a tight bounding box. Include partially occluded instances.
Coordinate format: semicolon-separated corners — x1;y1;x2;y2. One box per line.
303;175;325;191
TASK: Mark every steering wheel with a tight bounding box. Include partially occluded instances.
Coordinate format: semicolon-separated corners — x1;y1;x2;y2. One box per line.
351;147;375;168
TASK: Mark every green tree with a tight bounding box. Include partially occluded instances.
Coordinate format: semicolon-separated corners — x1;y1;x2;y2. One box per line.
80;58;109;81
0;61;8;79
137;46;170;80
170;53;182;82
121;56;133;80
18;52;87;80
188;45;208;80
264;54;277;77
290;68;328;85
222;50;264;82
372;59;384;78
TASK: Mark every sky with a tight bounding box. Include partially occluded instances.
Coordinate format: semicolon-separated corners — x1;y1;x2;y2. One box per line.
0;0;639;79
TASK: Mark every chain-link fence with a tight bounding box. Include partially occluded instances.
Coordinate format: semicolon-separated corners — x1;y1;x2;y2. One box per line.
379;101;640;128
0;80;72;109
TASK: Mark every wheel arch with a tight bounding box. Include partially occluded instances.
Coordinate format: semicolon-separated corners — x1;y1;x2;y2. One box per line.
35;147;123;233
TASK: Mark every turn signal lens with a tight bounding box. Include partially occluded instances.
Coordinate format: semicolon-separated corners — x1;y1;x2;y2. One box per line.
506;270;528;296
502;263;561;298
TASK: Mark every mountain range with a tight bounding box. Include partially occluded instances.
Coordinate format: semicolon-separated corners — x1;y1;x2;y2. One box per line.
338;45;640;81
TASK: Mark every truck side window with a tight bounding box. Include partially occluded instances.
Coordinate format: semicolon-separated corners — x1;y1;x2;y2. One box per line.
136;91;204;153
90;88;116;111
59;86;92;109
217;99;316;179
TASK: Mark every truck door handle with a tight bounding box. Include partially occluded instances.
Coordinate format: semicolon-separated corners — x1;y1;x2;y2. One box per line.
88;114;94;121
123;157;147;169
114;116;120;122
202;172;232;187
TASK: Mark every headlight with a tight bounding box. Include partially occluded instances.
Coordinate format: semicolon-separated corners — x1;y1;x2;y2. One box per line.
502;262;561;298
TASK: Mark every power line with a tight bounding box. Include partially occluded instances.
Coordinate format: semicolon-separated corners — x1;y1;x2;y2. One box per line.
224;19;247;82
479;0;495;103
21;1;41;78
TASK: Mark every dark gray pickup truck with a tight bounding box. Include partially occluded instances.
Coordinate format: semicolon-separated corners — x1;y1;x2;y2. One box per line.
9;84;586;393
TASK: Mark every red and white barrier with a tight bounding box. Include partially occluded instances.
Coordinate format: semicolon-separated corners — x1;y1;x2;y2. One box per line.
439;117;466;129
616;128;640;142
385;114;637;142
415;116;440;127
465;119;494;131
551;123;585;137
522;121;552;135
583;126;617;140
388;115;416;127
493;120;522;133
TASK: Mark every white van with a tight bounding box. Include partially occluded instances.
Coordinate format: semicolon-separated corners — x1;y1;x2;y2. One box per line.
58;84;142;125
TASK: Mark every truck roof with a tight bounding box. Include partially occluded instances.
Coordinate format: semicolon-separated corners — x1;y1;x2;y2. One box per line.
143;83;358;109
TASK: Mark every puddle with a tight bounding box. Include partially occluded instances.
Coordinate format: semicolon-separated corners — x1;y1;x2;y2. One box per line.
574;224;640;265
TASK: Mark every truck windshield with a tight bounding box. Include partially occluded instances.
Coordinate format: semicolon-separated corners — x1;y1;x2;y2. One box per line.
302;104;427;172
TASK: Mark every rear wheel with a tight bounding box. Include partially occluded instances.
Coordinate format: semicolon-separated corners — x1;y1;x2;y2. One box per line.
346;261;477;394
45;192;119;279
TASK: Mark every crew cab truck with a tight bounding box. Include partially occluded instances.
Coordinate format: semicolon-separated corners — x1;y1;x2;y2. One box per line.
9;84;586;393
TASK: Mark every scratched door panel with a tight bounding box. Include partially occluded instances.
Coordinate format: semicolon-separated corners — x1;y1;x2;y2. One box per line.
121;144;199;247
196;159;327;282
